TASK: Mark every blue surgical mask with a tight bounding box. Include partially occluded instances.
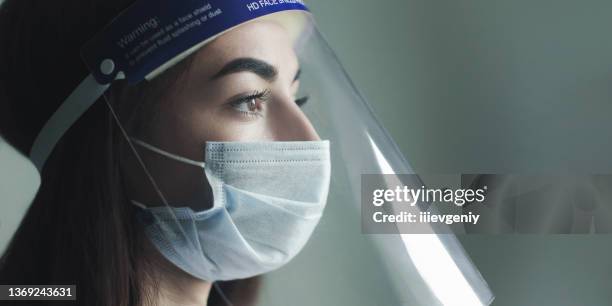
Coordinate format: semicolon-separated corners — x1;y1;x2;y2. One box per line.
130;139;331;281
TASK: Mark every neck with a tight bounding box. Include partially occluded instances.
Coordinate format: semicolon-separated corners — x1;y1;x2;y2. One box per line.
157;275;212;306
142;239;212;306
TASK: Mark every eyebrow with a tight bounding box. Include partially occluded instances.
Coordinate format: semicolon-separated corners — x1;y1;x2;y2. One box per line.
211;57;278;82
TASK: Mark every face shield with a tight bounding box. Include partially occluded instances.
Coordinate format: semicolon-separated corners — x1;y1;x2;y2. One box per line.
28;1;493;305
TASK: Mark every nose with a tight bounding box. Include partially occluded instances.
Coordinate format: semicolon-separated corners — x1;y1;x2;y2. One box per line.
268;96;320;141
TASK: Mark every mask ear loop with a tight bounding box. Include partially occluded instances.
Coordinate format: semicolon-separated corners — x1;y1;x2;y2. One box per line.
213;282;235;306
129;137;206;168
106;95;235;306
102;91;204;263
103;96;170;207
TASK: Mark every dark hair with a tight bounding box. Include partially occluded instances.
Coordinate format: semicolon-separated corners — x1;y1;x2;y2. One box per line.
0;1;259;305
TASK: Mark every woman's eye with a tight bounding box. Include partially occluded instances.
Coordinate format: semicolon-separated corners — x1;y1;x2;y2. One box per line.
295;95;309;107
229;89;272;118
234;98;259;112
228;90;309;119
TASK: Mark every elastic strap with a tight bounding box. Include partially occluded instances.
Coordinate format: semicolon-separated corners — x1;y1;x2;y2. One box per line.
130;137;206;168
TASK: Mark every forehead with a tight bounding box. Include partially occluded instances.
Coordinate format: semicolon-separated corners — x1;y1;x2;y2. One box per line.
192;20;299;78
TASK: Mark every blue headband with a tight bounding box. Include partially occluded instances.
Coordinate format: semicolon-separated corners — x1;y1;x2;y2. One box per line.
29;0;310;171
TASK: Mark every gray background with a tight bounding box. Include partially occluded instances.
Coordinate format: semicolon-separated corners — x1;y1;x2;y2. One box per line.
3;0;612;305
263;1;612;306
308;0;612;174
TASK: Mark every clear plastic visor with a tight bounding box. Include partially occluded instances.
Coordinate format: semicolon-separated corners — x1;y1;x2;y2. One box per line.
102;12;494;306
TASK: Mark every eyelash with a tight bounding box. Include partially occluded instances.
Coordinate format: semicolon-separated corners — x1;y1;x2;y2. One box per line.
295;95;310;107
229;89;272;118
229;90;310;119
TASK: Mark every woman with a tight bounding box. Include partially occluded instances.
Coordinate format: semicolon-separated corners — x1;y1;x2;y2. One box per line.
0;0;328;305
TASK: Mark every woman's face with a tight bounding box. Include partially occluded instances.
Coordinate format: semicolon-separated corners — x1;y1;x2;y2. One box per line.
127;20;319;208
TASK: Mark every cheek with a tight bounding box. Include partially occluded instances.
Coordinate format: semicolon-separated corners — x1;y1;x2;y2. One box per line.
155;92;278;155
180;106;276;143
